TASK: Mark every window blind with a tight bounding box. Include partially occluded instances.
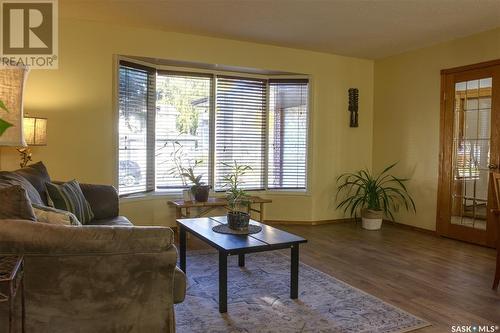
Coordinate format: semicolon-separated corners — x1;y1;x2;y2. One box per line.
268;79;309;189
215;76;267;190
155;72;212;189
118;61;156;195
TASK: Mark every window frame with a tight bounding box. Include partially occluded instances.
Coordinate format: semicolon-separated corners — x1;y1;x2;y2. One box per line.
114;56;312;197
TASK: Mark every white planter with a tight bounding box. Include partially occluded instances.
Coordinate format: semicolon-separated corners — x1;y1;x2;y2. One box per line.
182;189;193;201
361;208;383;230
361;217;383;230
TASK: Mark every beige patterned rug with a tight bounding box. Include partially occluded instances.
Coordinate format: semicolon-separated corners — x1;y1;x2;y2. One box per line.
175;250;430;333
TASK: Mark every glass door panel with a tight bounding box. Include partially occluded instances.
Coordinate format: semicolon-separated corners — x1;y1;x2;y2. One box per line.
450;78;492;231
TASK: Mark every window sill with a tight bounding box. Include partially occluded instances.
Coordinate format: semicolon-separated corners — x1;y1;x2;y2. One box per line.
119;190;184;203
119;189;310;203
249;189;311;197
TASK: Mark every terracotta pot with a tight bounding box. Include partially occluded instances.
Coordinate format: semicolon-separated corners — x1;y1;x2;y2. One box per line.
191;185;210;202
227;211;250;230
361;208;383;230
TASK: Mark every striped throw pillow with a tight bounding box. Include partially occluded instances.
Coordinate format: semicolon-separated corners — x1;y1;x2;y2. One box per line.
45;180;94;224
32;203;82;226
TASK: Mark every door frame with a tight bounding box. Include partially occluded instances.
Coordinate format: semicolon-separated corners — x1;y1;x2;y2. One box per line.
437;59;500;247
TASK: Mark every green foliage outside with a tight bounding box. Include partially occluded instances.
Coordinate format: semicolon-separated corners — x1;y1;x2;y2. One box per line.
156;77;210;135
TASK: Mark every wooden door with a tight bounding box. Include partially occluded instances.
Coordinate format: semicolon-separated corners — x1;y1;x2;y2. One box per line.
437;60;500;247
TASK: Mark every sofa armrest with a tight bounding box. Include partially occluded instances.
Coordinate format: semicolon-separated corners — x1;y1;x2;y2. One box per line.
0;219;174;255
173;266;186;304
79;183;119;219
22;243;179;331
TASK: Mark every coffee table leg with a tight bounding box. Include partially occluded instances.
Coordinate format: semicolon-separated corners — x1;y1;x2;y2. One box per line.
179;227;186;273
290;244;299;299
219;251;228;313
238;254;245;267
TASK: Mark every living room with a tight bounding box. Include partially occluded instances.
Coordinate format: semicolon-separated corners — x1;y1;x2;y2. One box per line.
0;0;499;332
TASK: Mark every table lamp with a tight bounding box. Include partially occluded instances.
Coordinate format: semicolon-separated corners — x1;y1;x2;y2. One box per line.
18;116;47;168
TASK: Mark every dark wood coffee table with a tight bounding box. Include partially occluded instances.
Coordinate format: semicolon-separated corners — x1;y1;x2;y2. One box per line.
177;216;307;313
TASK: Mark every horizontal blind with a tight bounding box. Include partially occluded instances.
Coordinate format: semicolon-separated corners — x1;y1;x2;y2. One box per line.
215;76;266;190
155;72;212;189
118;61;155;195
268;79;309;189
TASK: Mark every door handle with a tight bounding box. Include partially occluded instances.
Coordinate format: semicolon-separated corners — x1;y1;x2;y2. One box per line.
488;163;498;170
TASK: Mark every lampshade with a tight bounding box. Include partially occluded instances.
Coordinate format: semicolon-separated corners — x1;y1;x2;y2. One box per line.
23;117;47;146
0;64;29;146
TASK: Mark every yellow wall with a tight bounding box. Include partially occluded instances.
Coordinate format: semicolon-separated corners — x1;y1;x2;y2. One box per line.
0;18;374;227
373;28;500;230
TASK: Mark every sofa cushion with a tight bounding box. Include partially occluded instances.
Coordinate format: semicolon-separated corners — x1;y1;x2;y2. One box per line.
46;180;95;224
0;172;43;205
0;185;36;221
32;204;82;226
87;216;134;226
11;162;51;205
79;183;119;219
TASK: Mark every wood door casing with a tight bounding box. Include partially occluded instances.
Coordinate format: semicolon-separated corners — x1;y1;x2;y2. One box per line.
437;59;500;247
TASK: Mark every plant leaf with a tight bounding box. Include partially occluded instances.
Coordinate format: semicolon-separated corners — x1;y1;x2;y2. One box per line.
0;118;13;136
0;100;9;113
381;162;398;175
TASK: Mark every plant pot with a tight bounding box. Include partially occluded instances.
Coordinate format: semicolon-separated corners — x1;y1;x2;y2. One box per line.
361;208;383;230
191;185;210;202
227;211;250;230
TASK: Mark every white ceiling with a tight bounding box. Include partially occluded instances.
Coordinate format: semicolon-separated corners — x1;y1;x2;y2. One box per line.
60;0;500;59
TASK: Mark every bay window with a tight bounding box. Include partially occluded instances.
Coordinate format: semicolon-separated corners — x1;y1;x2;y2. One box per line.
117;60;309;195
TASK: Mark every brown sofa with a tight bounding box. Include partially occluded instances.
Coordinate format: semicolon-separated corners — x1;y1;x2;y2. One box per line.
0;162;186;333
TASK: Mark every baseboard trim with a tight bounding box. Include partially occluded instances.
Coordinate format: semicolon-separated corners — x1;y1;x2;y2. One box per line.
264;218;352;226
381;220;438;236
265;218;438;236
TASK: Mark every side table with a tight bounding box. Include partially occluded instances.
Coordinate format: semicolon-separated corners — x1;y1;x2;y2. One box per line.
0;256;25;333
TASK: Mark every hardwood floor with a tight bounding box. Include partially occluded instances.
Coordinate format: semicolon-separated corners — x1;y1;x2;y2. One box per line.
181;221;500;332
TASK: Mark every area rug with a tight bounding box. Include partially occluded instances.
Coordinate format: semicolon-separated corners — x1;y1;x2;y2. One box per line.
175;250;430;333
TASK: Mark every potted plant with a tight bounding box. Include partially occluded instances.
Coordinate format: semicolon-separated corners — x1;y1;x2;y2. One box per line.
336;163;416;230
222;161;252;230
181;165;210;202
168;141;210;202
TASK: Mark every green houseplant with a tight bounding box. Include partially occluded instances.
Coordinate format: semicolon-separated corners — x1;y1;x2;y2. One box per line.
0;100;13;137
336;163;416;230
168;141;210;202
221;161;252;230
180;164;211;202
